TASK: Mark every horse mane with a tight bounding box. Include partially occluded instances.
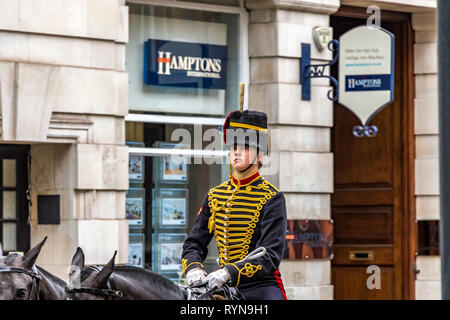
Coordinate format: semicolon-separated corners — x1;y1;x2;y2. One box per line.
81;265;184;299
114;266;181;290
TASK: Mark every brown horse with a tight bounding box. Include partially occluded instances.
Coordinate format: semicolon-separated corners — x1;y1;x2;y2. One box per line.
0;237;67;300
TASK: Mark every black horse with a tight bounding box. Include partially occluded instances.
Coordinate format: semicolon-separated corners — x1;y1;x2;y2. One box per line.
65;248;243;300
0;237;67;300
65;248;185;300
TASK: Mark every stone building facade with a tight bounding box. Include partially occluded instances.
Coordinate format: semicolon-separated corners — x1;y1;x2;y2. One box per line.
0;0;440;300
0;0;129;277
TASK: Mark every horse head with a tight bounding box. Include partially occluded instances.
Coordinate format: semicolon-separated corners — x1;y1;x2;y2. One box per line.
0;237;47;300
65;250;118;300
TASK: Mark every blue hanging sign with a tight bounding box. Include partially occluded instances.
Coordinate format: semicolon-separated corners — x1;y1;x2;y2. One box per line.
144;39;227;90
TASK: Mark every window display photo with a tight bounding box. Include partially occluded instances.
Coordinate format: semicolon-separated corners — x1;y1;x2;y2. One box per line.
126;188;145;226
152;233;187;274
162;197;187;226
127;142;145;183
129;155;144;181
128;234;145;268
160;242;184;271
163;154;188;182
152;188;188;229
153;142;189;185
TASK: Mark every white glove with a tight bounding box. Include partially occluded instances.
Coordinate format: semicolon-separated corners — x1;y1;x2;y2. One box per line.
205;268;230;290
186;267;208;287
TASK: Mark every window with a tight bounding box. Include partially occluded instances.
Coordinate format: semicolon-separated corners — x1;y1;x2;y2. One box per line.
127;2;247;116
125;1;248;283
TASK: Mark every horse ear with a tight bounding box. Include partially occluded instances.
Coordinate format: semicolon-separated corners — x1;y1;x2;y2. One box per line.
70;247;85;270
94;251;116;288
23;236;47;268
69;247;85;286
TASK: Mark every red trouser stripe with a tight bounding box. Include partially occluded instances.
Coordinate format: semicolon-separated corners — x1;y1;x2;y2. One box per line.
274;270;287;300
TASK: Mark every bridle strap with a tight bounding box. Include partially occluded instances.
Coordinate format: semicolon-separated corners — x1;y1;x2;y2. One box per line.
0;266;41;278
65;265;123;300
65;286;123;299
0;266;41;300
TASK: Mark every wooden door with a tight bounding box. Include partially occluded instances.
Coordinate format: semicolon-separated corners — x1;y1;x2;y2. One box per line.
330;8;415;300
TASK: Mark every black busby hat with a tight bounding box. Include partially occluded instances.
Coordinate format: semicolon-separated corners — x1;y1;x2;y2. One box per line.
223;110;268;153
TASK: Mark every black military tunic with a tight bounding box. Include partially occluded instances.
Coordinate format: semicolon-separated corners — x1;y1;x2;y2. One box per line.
182;171;287;299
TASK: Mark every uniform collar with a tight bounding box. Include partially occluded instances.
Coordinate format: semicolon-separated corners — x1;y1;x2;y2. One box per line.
231;171;261;187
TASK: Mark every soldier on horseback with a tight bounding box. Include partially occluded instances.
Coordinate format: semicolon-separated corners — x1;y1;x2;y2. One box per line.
182;108;288;300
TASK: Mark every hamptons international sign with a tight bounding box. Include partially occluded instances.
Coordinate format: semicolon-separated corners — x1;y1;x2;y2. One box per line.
144;39;227;90
338;25;394;126
345;74;392;91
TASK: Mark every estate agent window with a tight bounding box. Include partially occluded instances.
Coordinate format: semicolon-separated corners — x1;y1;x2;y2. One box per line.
125;1;247;284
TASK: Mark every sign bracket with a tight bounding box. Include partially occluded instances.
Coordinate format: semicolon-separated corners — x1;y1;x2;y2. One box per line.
300;40;340;102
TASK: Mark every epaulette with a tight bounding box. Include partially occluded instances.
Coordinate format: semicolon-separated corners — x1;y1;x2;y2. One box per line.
260;177;280;193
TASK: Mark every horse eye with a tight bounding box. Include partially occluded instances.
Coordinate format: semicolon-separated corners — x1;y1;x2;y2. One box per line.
16;288;27;298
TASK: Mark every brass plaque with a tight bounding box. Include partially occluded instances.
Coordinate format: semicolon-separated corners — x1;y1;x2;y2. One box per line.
349;250;374;261
284;220;334;260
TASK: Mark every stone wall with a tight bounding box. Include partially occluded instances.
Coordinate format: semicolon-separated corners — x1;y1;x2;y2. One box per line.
0;0;441;295
412;11;441;300
247;0;439;300
246;0;340;300
0;0;129;280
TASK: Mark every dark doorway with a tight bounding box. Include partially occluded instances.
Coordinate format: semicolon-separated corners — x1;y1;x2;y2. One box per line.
0;145;30;254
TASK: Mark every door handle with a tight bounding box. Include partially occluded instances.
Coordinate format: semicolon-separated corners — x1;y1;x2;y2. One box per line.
349;250;374;261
